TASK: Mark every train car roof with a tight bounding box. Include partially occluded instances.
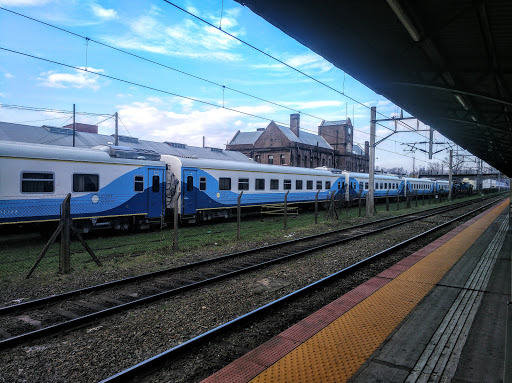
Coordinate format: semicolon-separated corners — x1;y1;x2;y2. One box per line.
347;172;402;181
0;140;165;166
161;155;341;177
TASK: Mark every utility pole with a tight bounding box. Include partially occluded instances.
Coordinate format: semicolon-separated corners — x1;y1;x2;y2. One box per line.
114;112;119;146
72;104;76;147
448;149;453;201
367;106;376;217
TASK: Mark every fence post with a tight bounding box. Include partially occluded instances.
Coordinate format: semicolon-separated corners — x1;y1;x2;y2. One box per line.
237;191;244;239
283;191;289;230
173;193;180;252
386;190;389;211
358;190;363;217
60;194;71;274
315;190;320;224
415;191;418;207
397;190;400;211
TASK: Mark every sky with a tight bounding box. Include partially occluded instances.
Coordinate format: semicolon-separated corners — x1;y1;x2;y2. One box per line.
0;0;483;172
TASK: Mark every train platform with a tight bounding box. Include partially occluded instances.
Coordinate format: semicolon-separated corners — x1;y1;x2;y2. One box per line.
201;199;511;383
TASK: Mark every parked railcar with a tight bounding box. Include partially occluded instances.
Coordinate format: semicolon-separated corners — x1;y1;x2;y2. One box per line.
0;141;166;232
342;172;404;200
161;156;345;223
404;178;436;196
435;180;450;195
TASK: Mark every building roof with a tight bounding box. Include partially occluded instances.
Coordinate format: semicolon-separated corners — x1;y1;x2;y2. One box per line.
228;130;264;145
319;119;351;127
274;123;332;149
0;121;251;162
352;144;363;156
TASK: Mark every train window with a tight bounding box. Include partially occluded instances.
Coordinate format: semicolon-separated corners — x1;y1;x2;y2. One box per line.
307;180;313;190
380;183;383;189
238;178;249;191
219;177;231;190
134;176;144;192
21;172;54;193
153;175;161;192
296;180;303;190
255;178;265;190
284;179;292;190
365;182;368;190
268;155;274;165
316;181;322;190
199;177;206;191
384;183;388;189
326;181;331;189
375;183;379;190
270;179;279;190
73;174;99;192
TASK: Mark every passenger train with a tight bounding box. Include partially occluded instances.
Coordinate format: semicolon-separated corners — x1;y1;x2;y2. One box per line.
0;140;450;231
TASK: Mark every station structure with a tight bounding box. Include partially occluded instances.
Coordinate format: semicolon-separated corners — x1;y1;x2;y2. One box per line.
202;1;512;381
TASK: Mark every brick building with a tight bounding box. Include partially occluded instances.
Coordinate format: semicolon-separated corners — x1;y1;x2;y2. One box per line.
226;114;369;172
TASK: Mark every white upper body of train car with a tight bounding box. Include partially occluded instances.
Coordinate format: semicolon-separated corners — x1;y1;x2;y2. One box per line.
161;156;345;222
0;140;166;230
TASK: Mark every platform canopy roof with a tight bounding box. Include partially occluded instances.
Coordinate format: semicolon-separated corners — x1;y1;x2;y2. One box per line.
235;0;512;177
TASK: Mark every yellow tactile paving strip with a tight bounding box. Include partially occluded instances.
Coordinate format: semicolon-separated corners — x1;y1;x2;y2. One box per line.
249;200;508;383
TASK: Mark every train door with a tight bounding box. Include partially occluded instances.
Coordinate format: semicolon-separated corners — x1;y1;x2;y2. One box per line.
182;169;197;215
148;168;164;218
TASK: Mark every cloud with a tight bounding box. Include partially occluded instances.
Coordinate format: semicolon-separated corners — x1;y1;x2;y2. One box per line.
0;93;5;97
116;100;275;148
38;67;104;90
4;73;14;79
104;8;243;62
91;4;117;20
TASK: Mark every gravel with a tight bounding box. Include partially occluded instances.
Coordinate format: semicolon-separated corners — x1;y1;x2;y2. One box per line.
0;197;502;383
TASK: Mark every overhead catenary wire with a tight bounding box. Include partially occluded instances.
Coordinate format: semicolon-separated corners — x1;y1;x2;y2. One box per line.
0;7;324;122
0;46;292;127
0;103;112;117
0;5;453;161
160;0;420;133
0;5;432;150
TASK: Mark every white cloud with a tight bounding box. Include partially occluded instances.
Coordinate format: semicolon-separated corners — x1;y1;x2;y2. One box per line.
0;93;5;97
116;100;275;148
38;67;104;90
286;53;333;73
4;73;14;79
105;9;243;62
91;4;117;20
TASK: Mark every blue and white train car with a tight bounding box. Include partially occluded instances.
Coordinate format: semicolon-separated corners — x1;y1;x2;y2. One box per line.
404;178;435;196
161;156;344;223
0;141;166;231
342;172;404;200
435;180;450;195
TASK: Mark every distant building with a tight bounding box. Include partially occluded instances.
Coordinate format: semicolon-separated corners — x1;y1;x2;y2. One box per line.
0;121;251;162
226;114;369;172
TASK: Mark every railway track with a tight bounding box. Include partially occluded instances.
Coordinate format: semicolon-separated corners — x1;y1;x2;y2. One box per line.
0;196;502;351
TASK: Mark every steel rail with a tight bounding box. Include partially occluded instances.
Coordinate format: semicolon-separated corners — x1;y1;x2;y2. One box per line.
0;196;490;315
0;198;501;350
98;199;503;382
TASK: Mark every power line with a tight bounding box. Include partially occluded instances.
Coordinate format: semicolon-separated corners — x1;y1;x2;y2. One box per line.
0;103;112;117
161;0;420;133
0;6;432;150
0;46;292;126
0;6;324;122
